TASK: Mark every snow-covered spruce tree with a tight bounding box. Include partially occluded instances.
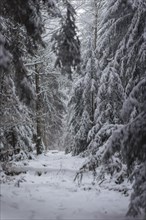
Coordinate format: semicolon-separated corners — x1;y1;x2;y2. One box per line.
75;63;125;184
25;10;67;153
75;0;146;190
0;70;35;161
64;76;84;154
103;78;146;217
65;0;104;156
34;62;66;151
0;0;50;158
0;0;80;159
38;11;66;152
87;64;124;157
65;38;99;156
52;0;81;78
97;0;146;93
0;16;36;160
92;0;146;177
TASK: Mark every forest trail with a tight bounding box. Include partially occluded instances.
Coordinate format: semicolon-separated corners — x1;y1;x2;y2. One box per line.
1;151;141;220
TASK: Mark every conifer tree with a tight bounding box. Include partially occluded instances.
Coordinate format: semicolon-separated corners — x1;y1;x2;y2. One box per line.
52;0;80;78
75;0;146;217
103;78;146;217
65;0;104;156
0;0;80;158
87;64;124;157
65;38;99;156
85;0;146;163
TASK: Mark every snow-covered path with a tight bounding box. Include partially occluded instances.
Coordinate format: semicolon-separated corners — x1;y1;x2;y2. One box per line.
0;151;142;220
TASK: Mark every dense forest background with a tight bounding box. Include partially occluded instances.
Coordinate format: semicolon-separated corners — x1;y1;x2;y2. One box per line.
0;0;146;218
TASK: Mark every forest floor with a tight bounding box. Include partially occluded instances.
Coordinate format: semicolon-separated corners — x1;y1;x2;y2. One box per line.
0;151;143;220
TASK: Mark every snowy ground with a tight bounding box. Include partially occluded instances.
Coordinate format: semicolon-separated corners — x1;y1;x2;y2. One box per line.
0;151;143;220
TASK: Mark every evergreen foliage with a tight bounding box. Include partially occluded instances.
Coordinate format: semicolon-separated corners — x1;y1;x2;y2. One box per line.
52;0;80;77
65;39;98;155
0;0;79;157
69;0;146;217
0;0;146;217
103;78;146;216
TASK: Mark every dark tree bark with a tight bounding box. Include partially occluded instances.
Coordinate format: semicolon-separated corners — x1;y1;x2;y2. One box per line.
35;64;43;155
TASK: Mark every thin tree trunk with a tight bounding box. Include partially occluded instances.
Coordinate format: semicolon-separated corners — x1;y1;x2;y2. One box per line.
90;0;102;126
91;0;101;126
93;0;102;50
93;0;98;50
35;64;43;155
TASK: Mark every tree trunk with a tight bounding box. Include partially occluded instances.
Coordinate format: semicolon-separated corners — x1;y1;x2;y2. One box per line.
93;0;102;50
91;0;102;126
35;64;43;155
93;0;98;50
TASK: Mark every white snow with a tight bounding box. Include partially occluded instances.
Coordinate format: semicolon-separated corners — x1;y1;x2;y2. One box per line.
0;151;143;220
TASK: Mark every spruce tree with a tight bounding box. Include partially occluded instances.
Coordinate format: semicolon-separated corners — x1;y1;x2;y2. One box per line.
103;78;146;217
52;0;80;78
76;0;146;217
65;39;99;156
0;0;80;158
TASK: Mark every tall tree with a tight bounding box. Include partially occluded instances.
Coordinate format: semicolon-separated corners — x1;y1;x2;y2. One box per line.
69;40;99;156
52;0;81;78
103;78;146;217
75;0;146;217
65;0;103;156
0;0;80;158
